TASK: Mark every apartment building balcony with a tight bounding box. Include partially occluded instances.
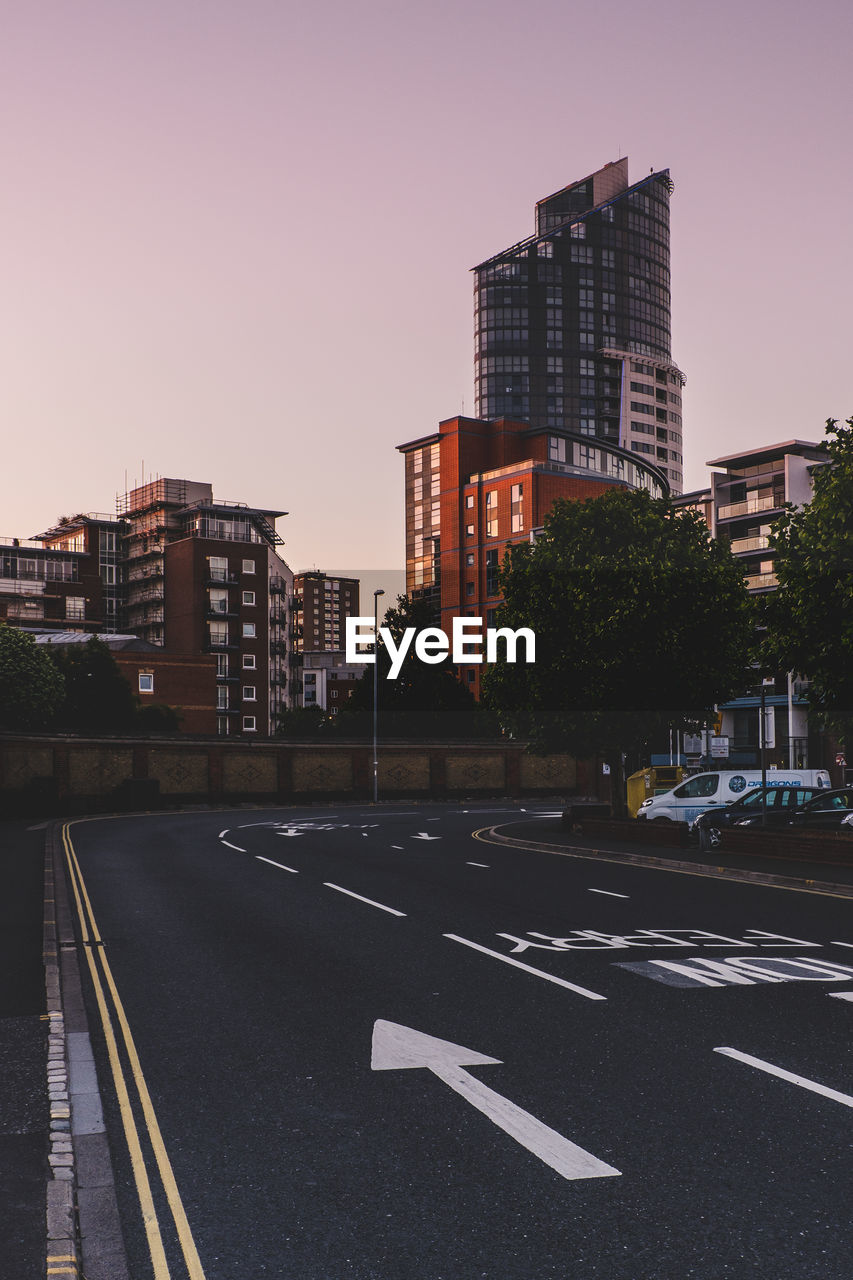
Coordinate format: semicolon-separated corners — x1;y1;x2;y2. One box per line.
270;639;288;656
717;495;785;522
205;570;239;585
205;639;239;652
206;605;239;619
744;571;779;591
729;535;770;555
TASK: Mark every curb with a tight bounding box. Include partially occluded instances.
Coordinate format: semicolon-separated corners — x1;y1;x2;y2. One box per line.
43;830;79;1279
45;824;131;1280
480;825;853;899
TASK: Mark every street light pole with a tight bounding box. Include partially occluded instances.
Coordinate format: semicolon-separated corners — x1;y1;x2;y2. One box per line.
372;588;385;804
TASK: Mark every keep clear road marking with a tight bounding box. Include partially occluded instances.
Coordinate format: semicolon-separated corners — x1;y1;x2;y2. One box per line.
715;1047;853;1109
371;1020;620;1182
444;935;606;1000
588;888;630;899
256;857;299;874
324;883;407;917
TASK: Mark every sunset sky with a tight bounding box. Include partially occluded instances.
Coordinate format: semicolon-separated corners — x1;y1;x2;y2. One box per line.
3;0;851;573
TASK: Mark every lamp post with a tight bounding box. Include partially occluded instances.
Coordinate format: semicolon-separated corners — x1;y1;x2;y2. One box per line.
372;588;385;804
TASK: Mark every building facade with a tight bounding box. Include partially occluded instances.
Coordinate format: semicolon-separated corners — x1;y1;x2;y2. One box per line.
399;415;668;695
1;515;120;634
473;157;686;495
117;479;295;737
293;572;360;654
673;440;830;769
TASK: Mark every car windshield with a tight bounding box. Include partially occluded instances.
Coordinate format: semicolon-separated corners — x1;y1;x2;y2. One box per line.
738;789;777;808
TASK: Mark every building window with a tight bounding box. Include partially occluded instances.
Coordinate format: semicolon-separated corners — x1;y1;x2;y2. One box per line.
466;553;474;566
486;549;499;597
65;597;85;620
486;491;497;508
208;556;229;582
466;495;474;508
209;620;228;646
486;519;498;538
243;653;256;669
138;672;154;694
242;686;257;701
242;559;255;574
466;524;475;537
242;622;256;638
242;591;256;606
209;588;229;614
466;581;475;596
217;715;230;736
242;716;257;732
216;654;229;678
217;687;229;710
548;436;566;463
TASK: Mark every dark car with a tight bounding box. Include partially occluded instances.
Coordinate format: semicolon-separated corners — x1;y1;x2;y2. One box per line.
789;787;853;832
692;784;822;849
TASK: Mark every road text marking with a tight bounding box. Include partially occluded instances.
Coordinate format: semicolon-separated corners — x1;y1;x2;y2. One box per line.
256;857;299;874
372;1020;619;1181
715;1047;853;1109
443;935;606;1000
324;884;407;917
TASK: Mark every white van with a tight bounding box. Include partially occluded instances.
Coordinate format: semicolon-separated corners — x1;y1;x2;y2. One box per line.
636;769;832;826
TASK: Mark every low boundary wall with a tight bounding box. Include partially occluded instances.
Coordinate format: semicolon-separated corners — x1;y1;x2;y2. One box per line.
0;735;591;815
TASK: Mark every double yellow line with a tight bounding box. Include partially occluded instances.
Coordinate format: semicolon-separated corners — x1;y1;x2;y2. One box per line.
61;824;207;1280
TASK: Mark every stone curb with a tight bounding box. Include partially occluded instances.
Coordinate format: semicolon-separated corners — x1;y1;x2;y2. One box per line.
43;829;79;1280
482;825;853;899
45;824;131;1280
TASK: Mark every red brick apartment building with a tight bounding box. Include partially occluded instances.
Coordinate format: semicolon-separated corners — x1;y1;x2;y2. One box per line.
398;415;668;695
118;479;294;737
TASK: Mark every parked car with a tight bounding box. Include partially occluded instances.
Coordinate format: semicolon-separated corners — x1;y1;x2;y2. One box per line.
788;787;853;832
691;784;824;848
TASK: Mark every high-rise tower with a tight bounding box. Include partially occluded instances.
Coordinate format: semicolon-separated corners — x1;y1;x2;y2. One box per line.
473;158;685;493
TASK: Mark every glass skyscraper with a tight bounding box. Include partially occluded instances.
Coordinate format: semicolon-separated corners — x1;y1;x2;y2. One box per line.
473;158;685;492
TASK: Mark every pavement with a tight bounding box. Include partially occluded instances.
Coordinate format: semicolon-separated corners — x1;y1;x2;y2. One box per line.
3;803;852;1278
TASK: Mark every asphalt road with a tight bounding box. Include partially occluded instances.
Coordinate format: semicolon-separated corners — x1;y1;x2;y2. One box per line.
62;804;853;1280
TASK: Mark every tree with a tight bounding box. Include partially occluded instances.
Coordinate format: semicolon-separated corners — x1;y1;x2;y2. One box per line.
50;636;138;733
763;417;853;742
0;624;66;730
481;488;755;808
332;594;499;738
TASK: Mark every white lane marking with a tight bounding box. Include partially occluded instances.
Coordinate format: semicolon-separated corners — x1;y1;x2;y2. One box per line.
587;888;630;899
466;862;490;868
714;1047;853;1108
443;935;606;1001
220;838;247;853
391;845;404;850
371;1020;620;1181
219;829;229;838
530;812;563;817
411;832;442;841
256;857;299;874
832;941;853;948
238;815;340;827
27;821;50;830
324;883;407;917
829;991;853;1002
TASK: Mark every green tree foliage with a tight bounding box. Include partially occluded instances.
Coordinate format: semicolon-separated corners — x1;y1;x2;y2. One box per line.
50;637;138;733
276;705;330;738
0;623;66;730
332;594;500;738
763;417;853;740
481;488;754;796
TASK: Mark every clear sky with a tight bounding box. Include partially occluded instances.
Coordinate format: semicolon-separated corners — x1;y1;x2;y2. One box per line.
3;0;851;573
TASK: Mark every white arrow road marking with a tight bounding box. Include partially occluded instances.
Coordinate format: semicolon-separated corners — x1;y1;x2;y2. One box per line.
276;829;307;838
371;1021;620;1181
829;992;853;1002
256;857;299;874
411;832;442;841
715;1047;853;1108
444;935;606;1000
